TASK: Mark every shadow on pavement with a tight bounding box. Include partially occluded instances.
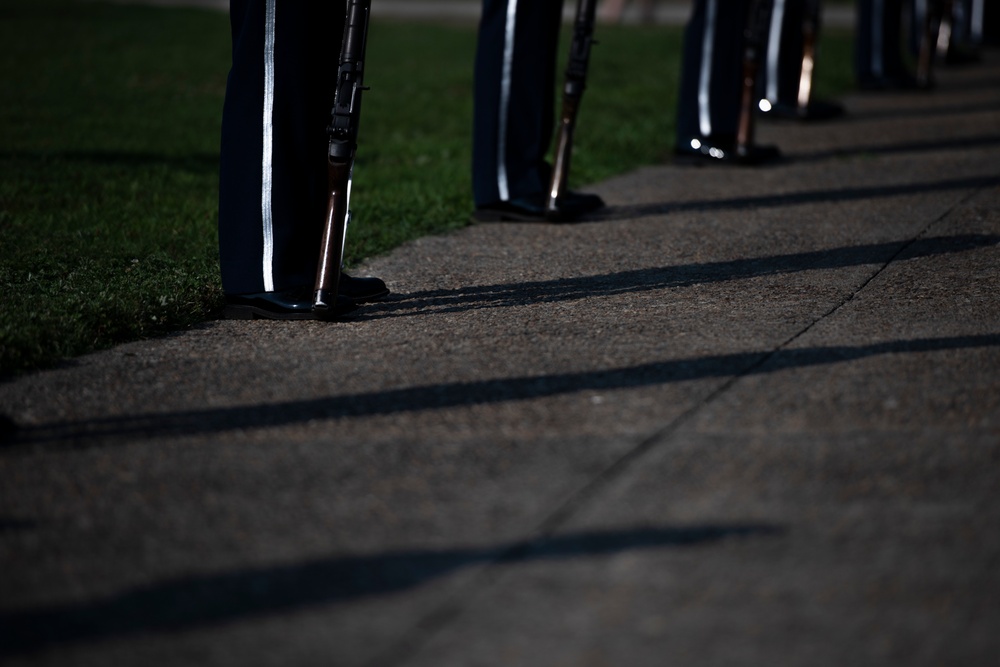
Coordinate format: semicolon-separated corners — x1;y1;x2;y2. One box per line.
789;135;1000;163
6;332;1000;449
592;176;999;222
363;234;999;319
0;523;782;656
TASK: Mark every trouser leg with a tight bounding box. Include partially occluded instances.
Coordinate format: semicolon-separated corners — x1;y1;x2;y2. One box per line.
472;0;563;208
219;0;344;295
760;0;807;108
675;0;751;147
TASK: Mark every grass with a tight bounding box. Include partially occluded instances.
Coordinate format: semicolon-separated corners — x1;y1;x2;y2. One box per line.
0;1;854;377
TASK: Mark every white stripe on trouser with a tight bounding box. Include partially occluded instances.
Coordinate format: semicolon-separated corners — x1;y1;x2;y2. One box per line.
698;0;717;137
497;0;518;202
261;0;277;292
971;0;983;41
766;0;786;103
871;0;884;77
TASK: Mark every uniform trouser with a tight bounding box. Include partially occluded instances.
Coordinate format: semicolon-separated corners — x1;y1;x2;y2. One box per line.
759;0;808;108
472;0;563;207
913;0;983;53
855;0;910;83
950;0;985;46
675;0;752;146
219;1;344;295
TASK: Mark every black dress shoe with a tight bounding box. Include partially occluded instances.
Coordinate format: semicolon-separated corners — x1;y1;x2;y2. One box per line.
225;272;388;320
471;190;605;223
339;272;389;304
224;286;356;321
471;195;545;222
759;98;845;121
858;73;930;91
547;191;605;222
675;135;782;166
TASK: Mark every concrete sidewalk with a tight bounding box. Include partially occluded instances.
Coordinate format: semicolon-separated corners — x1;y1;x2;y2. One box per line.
2;41;999;667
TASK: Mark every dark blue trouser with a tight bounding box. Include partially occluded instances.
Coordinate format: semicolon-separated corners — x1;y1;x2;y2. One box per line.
759;0;808;108
472;0;563;207
854;0;910;84
219;1;344;295
675;0;752;147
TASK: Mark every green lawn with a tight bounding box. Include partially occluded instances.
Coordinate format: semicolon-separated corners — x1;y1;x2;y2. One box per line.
0;1;854;377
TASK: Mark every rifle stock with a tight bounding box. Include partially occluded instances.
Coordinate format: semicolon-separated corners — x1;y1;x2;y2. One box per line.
935;0;955;57
737;0;773;157
916;0;948;88
547;0;598;217
313;0;371;318
797;0;821;114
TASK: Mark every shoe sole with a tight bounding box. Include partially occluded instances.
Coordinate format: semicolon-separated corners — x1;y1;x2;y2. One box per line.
673;152;723;167
673;151;782;168
224;303;360;320
470;209;603;224
225;287;386;320
224;305;317;320
470;209;546;223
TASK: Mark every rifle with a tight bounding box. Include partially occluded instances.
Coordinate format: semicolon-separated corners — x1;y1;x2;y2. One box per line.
916;0;948;88
546;0;599;218
313;0;372;319
736;0;774;158
797;0;821;115
935;0;955;58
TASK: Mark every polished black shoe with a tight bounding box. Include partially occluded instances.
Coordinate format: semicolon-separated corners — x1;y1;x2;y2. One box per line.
339;271;389;304
471;196;544;222
224;286;355;321
675;135;782;166
225;287;337;320
858;73;930;91
759;98;845;121
547;191;606;222
471;190;605;223
225;272;388;320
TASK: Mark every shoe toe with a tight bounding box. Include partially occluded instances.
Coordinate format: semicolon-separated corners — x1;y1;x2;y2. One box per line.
224;279;375;320
473;190;604;224
224;288;317;320
472;196;548;222
339;272;390;304
548;191;605;221
676;135;781;166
